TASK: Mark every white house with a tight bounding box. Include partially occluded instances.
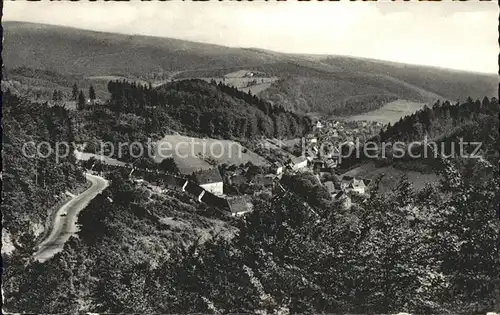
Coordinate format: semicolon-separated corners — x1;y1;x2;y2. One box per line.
341;176;367;195
290;156;308;171
325;158;338;169
305;134;317;144
194;168;224;196
315;121;324;129
349;178;366;194
271;162;283;175
340;176;354;190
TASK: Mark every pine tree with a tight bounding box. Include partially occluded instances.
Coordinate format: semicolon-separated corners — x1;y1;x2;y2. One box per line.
72;83;79;101
52;89;59;102
78;90;86;110
89;85;96;101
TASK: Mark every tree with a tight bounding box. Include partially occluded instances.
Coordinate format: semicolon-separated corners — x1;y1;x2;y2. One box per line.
78;90;86;110
72;83;79;101
158;158;180;174
52;89;60;103
89;85;96;101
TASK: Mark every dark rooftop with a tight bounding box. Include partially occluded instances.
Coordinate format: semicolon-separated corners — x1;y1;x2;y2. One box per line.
194;168;223;185
185;181;204;196
227;196;253;214
342;175;354;182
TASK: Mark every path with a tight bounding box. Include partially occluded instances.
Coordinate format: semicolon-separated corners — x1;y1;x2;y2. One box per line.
33;173;109;262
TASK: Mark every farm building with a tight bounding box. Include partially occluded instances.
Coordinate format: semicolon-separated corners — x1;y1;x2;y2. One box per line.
290;156;308;171
163;175;188;191
271;162;283;175
341;176;368;195
194;168;224;196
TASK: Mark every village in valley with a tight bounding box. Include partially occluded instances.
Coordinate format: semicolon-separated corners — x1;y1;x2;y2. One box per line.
81;117;383;218
4;2;499;312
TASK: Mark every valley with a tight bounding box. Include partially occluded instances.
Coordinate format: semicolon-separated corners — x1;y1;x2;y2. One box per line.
2;19;499;315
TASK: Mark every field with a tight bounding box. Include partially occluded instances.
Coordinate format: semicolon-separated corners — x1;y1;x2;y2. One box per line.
341;161;440;193
186;70;280;95
154;135;269;174
198;76;279;95
346;99;430;124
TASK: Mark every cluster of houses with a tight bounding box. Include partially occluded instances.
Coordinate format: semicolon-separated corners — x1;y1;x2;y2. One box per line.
80;121;374;218
313;120;376;208
132;156;372;215
84;160;253;217
165;167;254;217
308;119;383;147
322;175;372;210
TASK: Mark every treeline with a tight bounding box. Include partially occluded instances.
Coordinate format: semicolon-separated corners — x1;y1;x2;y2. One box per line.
331;93;398;116
381;97;499;143
2;91;85;243
260;76;405;116
105;79;311;139
337;97;499;171
4;159;498;314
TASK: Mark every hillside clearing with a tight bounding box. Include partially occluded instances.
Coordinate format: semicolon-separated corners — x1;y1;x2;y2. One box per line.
346;99;429;124
196;76;279;95
154;135;268;174
342;161;440;193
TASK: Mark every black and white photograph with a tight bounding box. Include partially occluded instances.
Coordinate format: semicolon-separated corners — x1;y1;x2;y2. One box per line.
1;0;499;314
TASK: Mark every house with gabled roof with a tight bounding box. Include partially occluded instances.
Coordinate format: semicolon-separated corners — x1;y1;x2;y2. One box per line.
185;181;205;202
193;168;223;196
289;156;308;171
323;181;337;194
340;176;368;195
227;196;253;217
271;161;283;175
163;175;188;191
325;158;338;169
251;174;275;188
340;176;354;190
349;178;366;194
305;133;317;144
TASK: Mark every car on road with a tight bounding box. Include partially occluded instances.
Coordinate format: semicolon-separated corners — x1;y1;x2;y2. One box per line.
60;212;67;216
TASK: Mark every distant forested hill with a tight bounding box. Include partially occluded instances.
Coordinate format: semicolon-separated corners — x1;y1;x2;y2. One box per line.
4;21;497;116
76;79;311;161
380;97;499;161
336;97;499;172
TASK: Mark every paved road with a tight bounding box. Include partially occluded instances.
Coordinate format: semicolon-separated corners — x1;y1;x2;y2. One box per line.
33;173;109;262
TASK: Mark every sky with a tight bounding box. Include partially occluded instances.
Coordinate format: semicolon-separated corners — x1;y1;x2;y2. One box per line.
4;0;498;74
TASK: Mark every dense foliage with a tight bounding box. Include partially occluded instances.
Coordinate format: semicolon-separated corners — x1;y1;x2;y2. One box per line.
338;97;499;171
106;79;311;139
260;76;411;115
381;97;498;145
3;158;498;314
2;91;85;244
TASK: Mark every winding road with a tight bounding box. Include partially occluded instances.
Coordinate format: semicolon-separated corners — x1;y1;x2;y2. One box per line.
33;173;108;263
